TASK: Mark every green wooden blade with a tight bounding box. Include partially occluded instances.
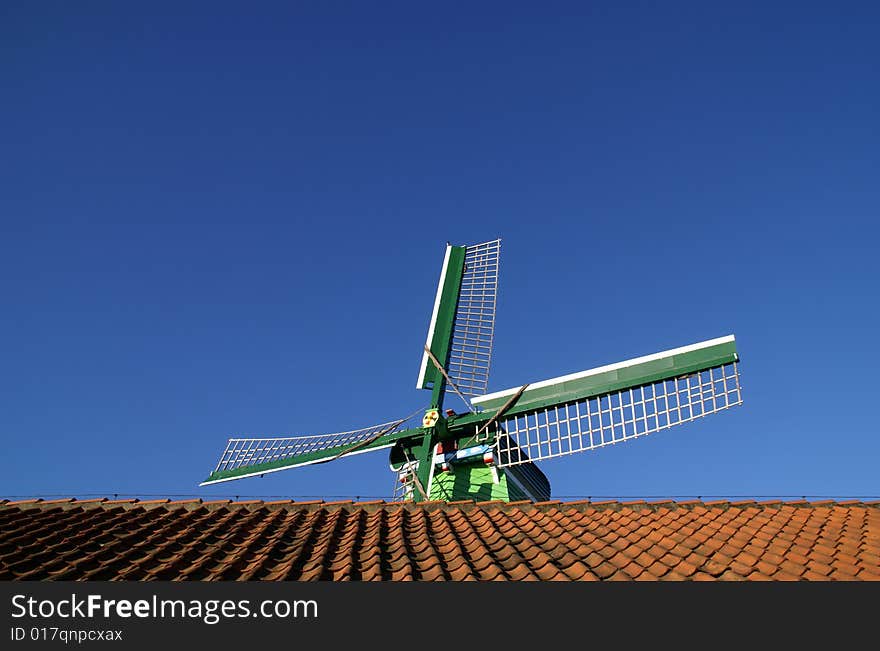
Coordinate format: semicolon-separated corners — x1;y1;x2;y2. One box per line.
471;335;740;418
416;244;466;393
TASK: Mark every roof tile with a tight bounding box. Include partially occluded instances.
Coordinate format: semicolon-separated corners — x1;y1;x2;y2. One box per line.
1;499;877;581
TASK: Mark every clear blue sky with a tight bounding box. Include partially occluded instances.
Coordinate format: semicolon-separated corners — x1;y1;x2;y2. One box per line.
2;2;878;501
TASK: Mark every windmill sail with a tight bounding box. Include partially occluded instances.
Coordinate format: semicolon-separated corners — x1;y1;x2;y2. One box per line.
447;239;500;396
416;239;500;397
200;417;415;486
472;335;742;467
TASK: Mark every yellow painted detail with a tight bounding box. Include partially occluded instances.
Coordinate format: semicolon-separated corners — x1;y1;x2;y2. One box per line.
422;409;440;428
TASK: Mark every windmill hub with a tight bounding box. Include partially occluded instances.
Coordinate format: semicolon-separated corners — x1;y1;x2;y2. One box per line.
422;409;440;428
200;238;743;503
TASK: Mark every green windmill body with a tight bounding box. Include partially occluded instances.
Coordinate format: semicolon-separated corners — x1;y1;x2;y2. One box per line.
201;239;742;502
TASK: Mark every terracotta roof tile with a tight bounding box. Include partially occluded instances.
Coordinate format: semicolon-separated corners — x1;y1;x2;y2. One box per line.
859;552;880;569
642;561;668;578
734;550;760;567
672;558;699;577
826;567;857;581
771;569;802;581
804;560;832;578
778;559;808;578
725;559;752;576
1;499;878;581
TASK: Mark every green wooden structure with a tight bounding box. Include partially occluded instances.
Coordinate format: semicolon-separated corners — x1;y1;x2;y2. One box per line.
201;239;742;502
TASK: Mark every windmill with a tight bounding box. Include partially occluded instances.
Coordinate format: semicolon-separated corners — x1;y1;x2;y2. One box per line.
200;238;743;502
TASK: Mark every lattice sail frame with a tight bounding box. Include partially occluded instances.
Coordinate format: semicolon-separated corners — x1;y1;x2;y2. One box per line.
416;239;500;399
493;362;742;466
447;239;500;397
209;418;408;483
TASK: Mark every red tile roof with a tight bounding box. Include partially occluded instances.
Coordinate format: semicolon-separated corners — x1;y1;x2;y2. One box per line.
1;499;878;581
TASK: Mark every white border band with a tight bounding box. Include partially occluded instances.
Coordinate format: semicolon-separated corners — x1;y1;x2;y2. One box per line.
416;244;452;389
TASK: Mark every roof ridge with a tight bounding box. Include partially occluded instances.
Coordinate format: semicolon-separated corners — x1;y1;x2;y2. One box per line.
2;497;879;511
